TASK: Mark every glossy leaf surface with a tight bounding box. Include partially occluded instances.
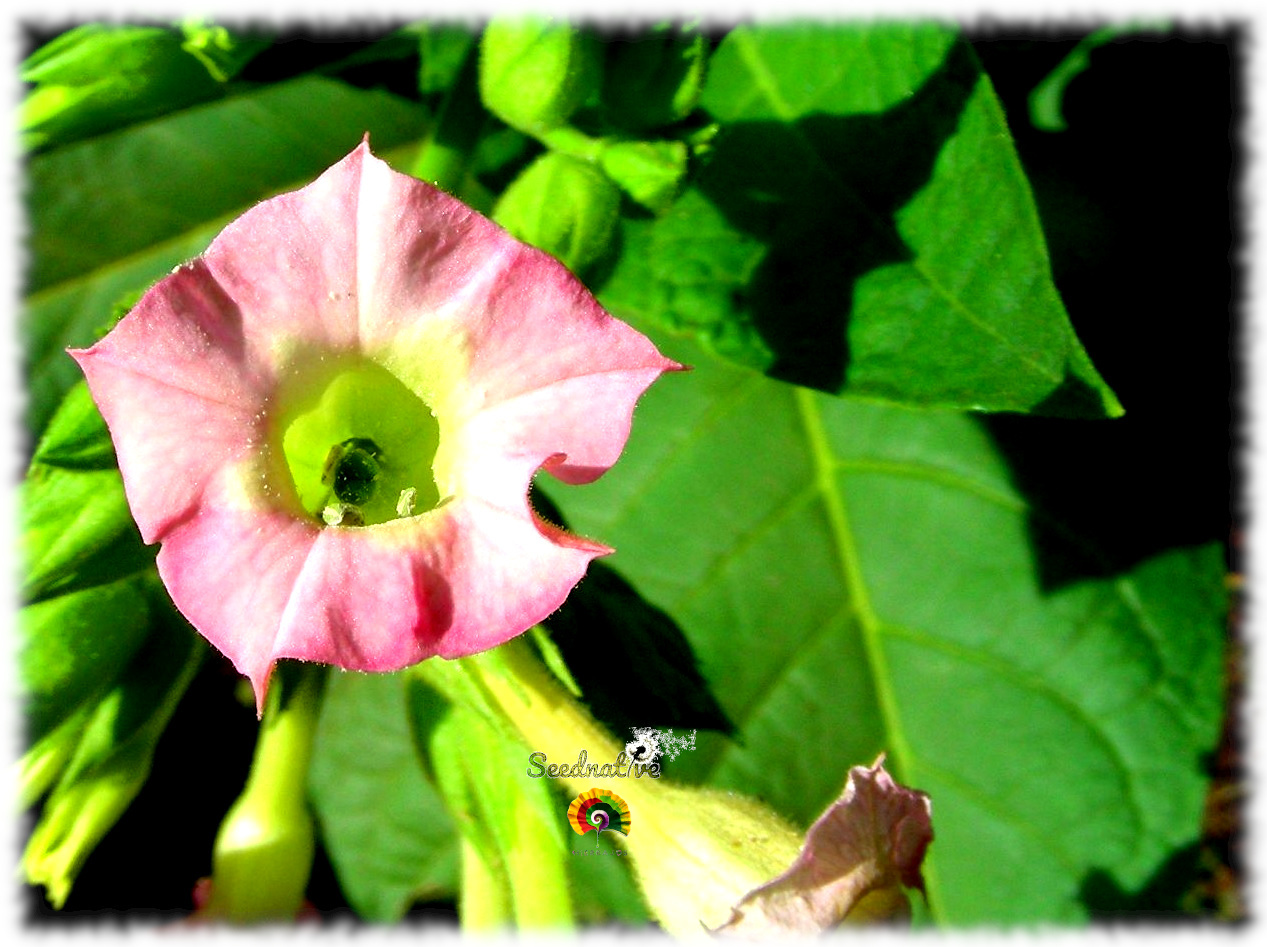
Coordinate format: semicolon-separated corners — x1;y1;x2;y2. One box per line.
539;334;1224;923
600;24;1121;417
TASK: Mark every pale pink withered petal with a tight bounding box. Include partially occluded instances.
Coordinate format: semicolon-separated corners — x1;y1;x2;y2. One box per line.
70;139;680;710
716;756;933;936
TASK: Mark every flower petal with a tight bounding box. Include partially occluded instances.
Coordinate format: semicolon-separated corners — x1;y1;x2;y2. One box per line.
268;497;607;681
199;153;365;356
348;141;683;478
70;261;273;543
155;500;318;704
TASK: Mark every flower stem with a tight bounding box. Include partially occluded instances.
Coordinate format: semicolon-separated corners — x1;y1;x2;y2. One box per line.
459;835;511;931
415;673;575;931
466;635;627;796
535;124;607;164
203;662;326;923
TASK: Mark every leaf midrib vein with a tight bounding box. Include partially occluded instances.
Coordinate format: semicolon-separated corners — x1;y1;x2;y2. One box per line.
793;385;948;918
792;389;912;770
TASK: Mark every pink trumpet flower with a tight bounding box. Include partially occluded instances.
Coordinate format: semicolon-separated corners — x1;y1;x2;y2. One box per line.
71;139;680;711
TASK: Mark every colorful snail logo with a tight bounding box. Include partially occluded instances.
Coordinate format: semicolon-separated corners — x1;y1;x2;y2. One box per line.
567;789;631;846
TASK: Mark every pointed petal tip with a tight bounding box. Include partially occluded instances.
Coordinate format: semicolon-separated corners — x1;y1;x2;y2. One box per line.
249;668;272;719
66;343;98;368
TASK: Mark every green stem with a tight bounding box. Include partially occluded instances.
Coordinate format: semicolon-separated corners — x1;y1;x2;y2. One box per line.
204;662;327;923
535;124;607;163
464;636;626;796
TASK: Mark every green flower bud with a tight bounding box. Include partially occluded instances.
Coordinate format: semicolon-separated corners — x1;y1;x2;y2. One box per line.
493;152;621;274
479;18;602;134
202;781;316;923
198;664;325;923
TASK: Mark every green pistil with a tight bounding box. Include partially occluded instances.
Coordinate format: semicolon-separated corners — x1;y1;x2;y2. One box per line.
326;438;382;506
277;356;443;527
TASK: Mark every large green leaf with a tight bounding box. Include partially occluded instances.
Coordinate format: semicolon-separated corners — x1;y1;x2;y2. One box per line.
539;334;1223;924
308;671;459;922
598;24;1120;418
22;75;429;439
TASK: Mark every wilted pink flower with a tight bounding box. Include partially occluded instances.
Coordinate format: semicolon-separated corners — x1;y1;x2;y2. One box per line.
71;140;679;711
716;756;933;935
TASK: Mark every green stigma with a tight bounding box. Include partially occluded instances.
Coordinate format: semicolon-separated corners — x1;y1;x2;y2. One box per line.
275;355;443;527
325;438;382;506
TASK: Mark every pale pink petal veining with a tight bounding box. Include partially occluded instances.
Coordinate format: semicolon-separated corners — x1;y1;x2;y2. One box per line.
200;153;365;357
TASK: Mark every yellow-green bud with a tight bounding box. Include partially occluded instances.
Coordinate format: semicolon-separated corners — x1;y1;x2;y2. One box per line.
479;18;601;134
202;782;315;922
197;663;324;923
493;152;621;274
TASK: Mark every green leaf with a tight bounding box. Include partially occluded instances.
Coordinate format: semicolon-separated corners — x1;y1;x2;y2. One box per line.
23;75;429;438
20;463;153;604
20;380;156;604
22;604;204;908
538;335;1224;924
600;25;709;130
548;561;736;735
23;230;223;442
31;379;116;471
308;671;459;921
20;24;226;151
19;575;153;745
414;23;477;94
526;485;735;734
26;75;425;295
598;24;1121;418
